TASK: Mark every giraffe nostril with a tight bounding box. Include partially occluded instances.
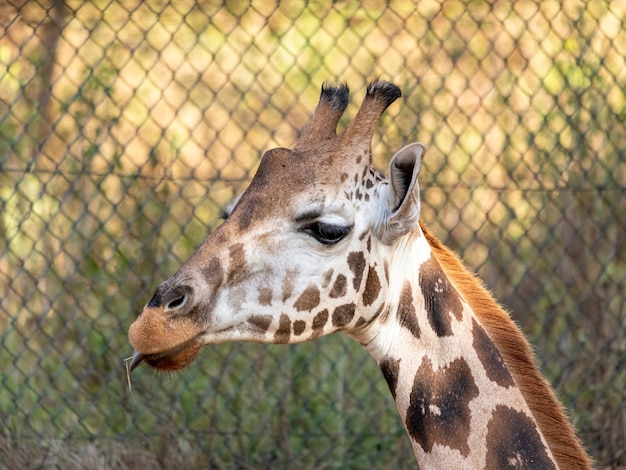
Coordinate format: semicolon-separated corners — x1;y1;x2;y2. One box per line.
166;294;187;310
149;284;193;311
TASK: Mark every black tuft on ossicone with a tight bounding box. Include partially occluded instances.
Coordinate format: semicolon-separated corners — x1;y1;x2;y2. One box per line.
321;82;350;111
366;79;402;108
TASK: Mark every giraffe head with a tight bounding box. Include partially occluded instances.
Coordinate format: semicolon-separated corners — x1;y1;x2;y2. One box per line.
128;81;425;371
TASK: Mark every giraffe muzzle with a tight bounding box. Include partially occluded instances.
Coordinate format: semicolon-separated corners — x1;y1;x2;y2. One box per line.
128;335;202;372
128;298;205;372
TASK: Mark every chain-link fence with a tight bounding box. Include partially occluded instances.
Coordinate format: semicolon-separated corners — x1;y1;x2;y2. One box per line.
1;1;625;468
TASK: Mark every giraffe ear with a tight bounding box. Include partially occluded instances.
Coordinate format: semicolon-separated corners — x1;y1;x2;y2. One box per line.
377;142;425;244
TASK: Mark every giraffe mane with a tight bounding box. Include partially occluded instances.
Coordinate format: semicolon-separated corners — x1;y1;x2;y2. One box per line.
419;220;593;470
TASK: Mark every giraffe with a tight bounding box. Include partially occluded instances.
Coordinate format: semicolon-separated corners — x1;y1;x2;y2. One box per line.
128;81;593;469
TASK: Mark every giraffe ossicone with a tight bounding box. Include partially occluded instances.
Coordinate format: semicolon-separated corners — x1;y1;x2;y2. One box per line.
128;81;592;469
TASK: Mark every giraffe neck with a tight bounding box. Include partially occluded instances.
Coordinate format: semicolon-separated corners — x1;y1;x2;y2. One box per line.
359;227;560;469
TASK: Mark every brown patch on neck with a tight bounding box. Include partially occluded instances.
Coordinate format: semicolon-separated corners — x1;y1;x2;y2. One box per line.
418;255;463;336
406;356;479;457
485;405;557;470
420;221;593;469
379;357;400;400
471;318;515;388
397;281;420;338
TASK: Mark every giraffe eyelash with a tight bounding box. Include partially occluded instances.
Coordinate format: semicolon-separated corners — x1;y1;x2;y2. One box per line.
301;221;351;245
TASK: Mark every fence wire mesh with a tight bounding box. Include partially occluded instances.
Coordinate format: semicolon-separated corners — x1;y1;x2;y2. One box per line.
1;1;625;468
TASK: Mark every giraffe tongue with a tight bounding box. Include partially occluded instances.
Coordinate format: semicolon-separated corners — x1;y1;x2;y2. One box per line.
129;350;145;372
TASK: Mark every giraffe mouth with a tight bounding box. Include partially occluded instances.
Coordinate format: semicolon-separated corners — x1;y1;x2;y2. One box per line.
129;336;202;372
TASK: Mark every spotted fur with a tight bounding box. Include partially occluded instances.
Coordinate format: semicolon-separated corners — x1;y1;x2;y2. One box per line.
421;222;593;469
397;281;420;339
128;81;591;469
485;405;557;469
406;356;479;457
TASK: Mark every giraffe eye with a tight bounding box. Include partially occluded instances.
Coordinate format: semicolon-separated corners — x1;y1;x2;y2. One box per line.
302;222;350;245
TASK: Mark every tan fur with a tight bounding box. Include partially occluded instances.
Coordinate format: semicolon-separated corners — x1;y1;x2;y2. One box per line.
420;221;593;470
128;306;200;354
